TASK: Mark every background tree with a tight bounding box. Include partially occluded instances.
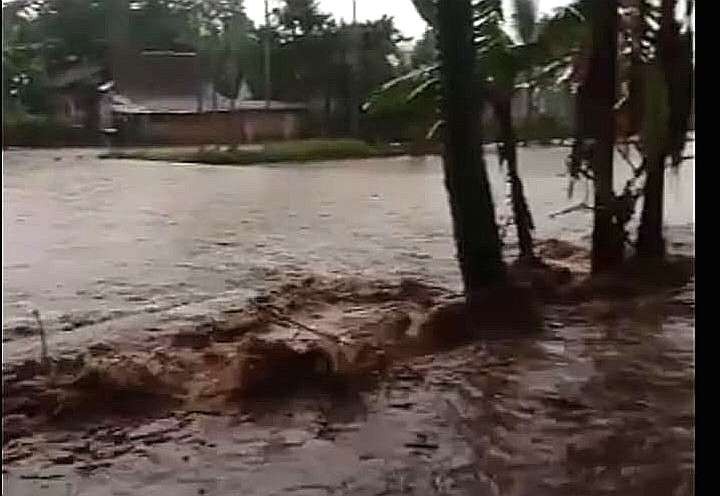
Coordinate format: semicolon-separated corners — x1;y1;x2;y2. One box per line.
411;28;436;68
3;2;52;114
205;12;258;106
278;0;330;36
262;1;405;136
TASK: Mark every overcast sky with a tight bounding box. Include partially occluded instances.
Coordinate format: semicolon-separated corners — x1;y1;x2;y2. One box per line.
244;0;574;42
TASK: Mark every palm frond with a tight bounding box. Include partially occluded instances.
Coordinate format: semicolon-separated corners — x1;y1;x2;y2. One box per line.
406;76;440;102
362;64;438;116
377;64;437;92
411;0;437;28
425;118;444;140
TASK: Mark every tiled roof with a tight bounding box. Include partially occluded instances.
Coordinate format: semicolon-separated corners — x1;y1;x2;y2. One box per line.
49;64;103;88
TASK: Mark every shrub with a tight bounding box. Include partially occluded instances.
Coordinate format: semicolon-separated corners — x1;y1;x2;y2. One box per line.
2;114;101;147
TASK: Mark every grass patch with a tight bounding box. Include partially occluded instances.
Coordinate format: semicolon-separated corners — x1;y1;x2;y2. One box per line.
101;139;413;165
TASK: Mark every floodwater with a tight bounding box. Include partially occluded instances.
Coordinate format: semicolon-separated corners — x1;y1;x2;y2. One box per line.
2;147;694;495
2;145;693;324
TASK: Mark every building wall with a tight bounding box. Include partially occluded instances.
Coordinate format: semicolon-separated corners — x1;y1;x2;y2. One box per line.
98;93;114;130
54;89;104;131
118;109;305;145
54;94;86;127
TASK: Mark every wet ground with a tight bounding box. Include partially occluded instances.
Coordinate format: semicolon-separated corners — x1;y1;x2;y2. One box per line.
2;147;694;495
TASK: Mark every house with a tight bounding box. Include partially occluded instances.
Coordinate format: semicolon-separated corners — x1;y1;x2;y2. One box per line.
107;50;308;145
49;49;308;145
48;63;107;130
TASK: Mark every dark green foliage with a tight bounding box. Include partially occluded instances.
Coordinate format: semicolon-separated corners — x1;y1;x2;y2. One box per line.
2;114;102;147
260;1;406;135
2;0;257;114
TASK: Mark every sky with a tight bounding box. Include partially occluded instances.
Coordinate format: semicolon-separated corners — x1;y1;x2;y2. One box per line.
244;0;574;43
1;0;692;45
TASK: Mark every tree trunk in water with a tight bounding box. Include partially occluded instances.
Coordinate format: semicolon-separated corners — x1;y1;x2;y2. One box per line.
637;153;666;257
589;0;624;273
637;0;678;259
662;0;689;168
437;0;506;294
323;88;331;137
493;95;535;261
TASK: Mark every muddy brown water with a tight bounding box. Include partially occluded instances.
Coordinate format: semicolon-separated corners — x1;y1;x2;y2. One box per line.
2;147;694;495
3;145;693;324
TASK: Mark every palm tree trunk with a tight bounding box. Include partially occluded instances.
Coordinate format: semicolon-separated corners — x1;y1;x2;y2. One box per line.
437;0;505;294
589;0;624;273
637;153;666;257
493;95;535;261
636;0;679;259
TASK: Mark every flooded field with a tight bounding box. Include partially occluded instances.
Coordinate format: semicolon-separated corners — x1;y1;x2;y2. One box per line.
2;147;694;495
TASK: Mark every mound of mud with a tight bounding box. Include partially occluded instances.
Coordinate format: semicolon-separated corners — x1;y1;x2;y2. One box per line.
556;255;695;303
2;263;694;446
1;276;451;435
536;238;590;272
417;283;544;350
528;239;694;302
508;260;575;303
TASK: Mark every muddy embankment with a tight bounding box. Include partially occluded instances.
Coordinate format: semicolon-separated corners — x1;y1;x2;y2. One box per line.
2;239;694;472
